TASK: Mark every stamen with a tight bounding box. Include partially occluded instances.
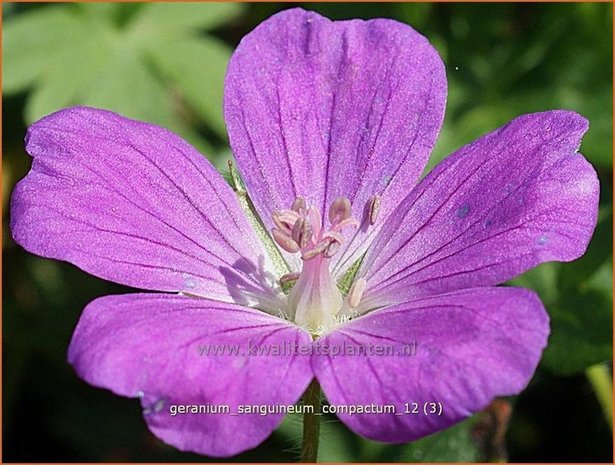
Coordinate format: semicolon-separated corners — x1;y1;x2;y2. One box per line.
272;213;290;233
270;197;363;333
324;240;341;258
308;207;322;238
291;217;313;248
328;197;352;225
332;217;360;232
368;195;381;225
272;228;300;253
347;278;367;308
291;197;306;213
280;272;301;284
322;230;344;244
301;239;333;261
273;210;300;231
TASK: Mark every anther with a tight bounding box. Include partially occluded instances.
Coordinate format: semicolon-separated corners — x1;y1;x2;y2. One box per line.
301;239;333;261
328;197;352;225
324;240;341;258
291;218;312;248
280;272;301;285
368;195;381;225
272;228;300;253
272;212;290;233
347;278;367;308
291;197;306;213
322;230;344;244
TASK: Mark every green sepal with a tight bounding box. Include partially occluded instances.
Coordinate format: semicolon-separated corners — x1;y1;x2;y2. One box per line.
337;253;366;296
227;160;291;278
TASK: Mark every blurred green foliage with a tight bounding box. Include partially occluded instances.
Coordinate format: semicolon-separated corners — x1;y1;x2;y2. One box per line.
3;2;241;154
3;2;612;462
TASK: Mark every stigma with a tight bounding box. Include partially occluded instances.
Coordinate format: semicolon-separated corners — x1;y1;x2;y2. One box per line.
271;196;370;334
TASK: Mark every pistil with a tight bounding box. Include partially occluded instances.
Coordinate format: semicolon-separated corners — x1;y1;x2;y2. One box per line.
271;196;372;333
288;254;342;333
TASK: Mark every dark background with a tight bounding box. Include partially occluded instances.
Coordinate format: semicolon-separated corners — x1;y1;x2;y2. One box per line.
3;2;613;462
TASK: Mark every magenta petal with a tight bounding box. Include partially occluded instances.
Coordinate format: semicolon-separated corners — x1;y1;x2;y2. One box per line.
11;107;277;304
68;293;313;457
313;287;548;442
224;8;446;274
361;110;599;305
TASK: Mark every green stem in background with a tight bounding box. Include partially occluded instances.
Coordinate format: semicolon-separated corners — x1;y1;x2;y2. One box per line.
300;379;322;462
586;363;613;430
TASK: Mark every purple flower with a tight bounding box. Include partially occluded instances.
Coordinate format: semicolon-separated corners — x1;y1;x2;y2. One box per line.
11;8;599;458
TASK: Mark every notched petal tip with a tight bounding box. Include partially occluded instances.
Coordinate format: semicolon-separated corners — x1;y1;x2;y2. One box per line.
26;105;113;142
512;109;590;149
224;7;447;277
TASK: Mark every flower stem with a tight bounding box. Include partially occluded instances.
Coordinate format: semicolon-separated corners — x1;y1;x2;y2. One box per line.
300;379;321;462
586;363;613;430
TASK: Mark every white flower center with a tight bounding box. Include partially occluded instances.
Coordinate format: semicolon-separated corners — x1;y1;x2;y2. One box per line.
271;196;375;335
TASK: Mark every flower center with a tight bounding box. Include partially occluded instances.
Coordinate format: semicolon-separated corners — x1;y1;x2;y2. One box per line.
271;196;372;334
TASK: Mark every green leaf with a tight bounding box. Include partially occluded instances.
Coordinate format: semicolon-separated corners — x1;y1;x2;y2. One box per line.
74;47;215;157
79;50;174;128
131;2;243;36
586;363;613;430
509;262;561;307
395;3;434;29
571;85;613;168
3;6;84;93
24;36;111;123
76;2;122;21
427;102;511;174
146;36;231;138
543;286;612;375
